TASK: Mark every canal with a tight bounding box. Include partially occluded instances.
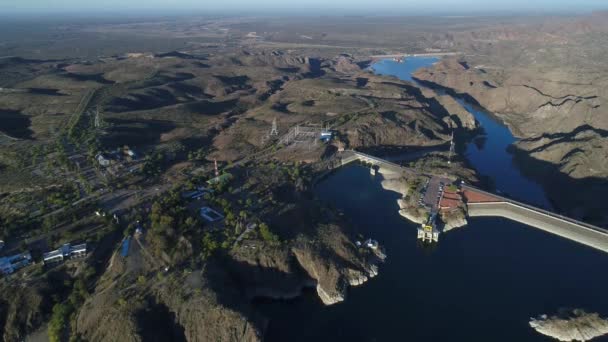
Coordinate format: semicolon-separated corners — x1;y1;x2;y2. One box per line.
255;58;608;341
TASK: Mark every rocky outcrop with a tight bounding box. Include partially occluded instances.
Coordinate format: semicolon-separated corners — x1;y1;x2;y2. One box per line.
530;309;608;341
511;126;608;225
343;110;447;150
77;240;263;342
398;207;427;224
158;273;262;342
440;209;468;232
331;55;362;74
291;224;385;305
515;127;608;180
435;94;477;130
413;57;605;138
379;175;428;224
381;177;409;197
0;283;50;342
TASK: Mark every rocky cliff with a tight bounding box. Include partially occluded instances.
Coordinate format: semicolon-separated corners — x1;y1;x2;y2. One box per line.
412;25;608;224
0;282;50;342
77;239;263;342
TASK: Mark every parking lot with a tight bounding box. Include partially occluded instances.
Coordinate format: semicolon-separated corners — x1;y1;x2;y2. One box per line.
422;176;451;211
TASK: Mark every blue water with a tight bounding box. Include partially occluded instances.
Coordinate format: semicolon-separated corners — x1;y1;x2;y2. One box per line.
255;58;608;341
257;165;608;341
371;58;551;208
372;57;440;82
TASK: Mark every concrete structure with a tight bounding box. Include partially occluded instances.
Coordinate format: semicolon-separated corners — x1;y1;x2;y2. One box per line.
463;185;608;253
43;243;87;264
339;150;410;176
279;124;324;148
418;216;440;243
0;252;32;275
337;150;608;252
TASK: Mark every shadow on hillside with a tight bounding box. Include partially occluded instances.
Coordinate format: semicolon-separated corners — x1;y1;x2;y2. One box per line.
511;146;608;226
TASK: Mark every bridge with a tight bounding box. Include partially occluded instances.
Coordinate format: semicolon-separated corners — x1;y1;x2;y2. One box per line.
337;150;608;253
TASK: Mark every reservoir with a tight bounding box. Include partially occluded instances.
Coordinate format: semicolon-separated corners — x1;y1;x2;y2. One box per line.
258;165;608;341
256;58;608;341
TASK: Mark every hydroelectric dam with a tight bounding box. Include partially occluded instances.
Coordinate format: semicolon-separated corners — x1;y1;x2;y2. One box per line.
336;150;608;254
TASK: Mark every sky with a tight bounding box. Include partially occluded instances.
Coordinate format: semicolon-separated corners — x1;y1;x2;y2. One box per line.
1;0;606;15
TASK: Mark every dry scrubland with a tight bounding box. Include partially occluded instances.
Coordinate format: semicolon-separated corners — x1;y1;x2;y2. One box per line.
1;12;607;341
0;23;477;341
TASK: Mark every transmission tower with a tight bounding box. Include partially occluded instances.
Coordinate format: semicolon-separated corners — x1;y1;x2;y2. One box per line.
270;118;279;136
448;131;455;164
94;105;101;128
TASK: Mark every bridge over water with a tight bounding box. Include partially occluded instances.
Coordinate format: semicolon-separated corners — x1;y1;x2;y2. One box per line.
337;150;608;253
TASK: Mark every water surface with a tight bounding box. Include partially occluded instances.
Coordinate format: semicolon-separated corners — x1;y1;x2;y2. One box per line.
255;57;608;341
372;58;551;208
258;165;608;341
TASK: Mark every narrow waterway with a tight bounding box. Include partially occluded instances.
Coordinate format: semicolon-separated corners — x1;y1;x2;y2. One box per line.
371;58;551;208
255;58;608;341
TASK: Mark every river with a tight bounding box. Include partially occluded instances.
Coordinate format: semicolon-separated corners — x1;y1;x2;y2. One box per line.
371;58;551;208
255;58;608;341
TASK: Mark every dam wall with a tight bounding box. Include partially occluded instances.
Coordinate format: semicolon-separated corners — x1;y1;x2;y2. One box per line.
336;152;608;253
339;151;413;175
468;201;608;253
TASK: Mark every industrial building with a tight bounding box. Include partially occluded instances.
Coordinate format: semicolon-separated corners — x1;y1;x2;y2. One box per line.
42;243;87;264
0;252;32;275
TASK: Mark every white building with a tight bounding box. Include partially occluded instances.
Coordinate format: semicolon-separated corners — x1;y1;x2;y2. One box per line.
43;243;87;264
96;153;111;167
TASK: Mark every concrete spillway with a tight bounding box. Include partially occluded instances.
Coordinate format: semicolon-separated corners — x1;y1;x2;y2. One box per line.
462;185;608;253
468;201;608;253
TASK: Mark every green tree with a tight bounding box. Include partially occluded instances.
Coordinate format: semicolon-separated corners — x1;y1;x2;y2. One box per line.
259;223;280;245
48;303;72;342
201;232;219;259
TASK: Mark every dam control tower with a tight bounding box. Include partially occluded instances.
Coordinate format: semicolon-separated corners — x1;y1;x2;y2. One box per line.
418;213;440;242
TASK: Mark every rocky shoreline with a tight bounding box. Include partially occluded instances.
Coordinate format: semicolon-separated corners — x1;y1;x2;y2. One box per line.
380;171;468;231
530;309;608;342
